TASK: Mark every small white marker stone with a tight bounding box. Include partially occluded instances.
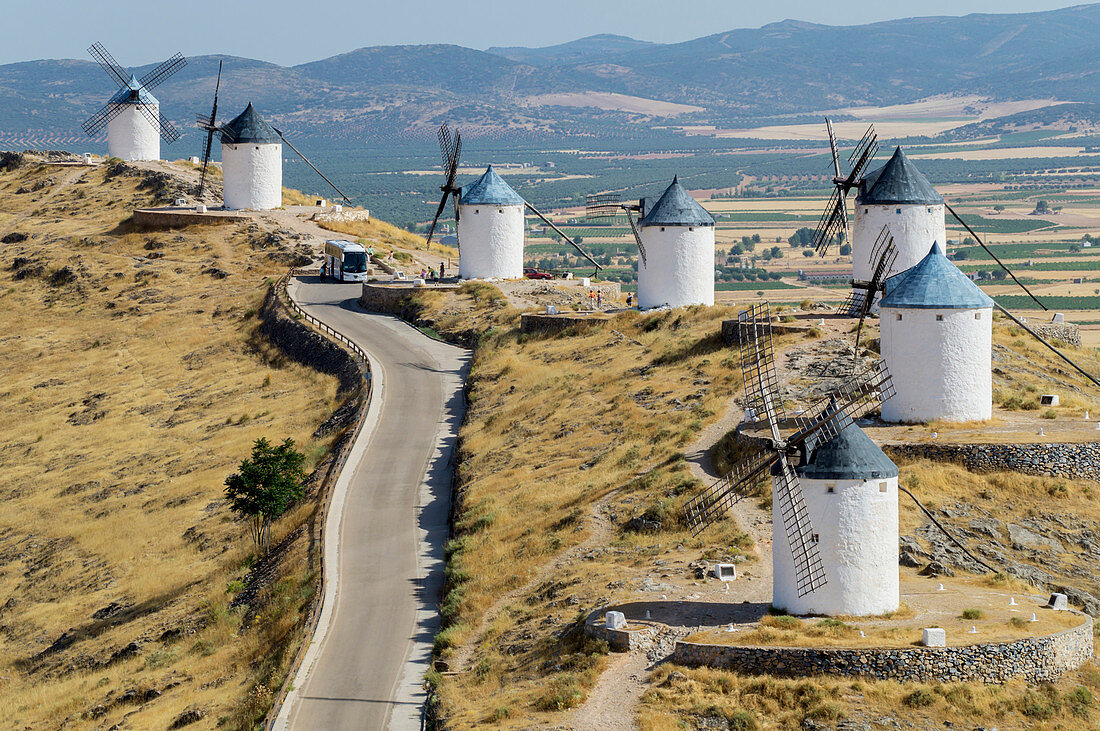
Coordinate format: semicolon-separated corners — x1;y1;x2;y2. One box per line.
727;623;735;632
605;611;626;629
1096;422;1100;430
645;610;651;619
1010;597;1018;606
859;630;866;638
818;318;825;326
1038;427;1045;436
1030;613;1039;622
938;583;945;591
1086;411;1090;420
921;628;946;647
968;626;978;634
932;431;938;439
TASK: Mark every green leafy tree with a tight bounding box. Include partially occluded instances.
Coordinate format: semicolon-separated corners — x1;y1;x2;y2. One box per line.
770;246;783;259
224;438;307;553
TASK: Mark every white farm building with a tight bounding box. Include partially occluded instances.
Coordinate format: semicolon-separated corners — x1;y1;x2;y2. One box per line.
772;413;900;617
879;243;994;424
457;166;525;280
636;177;715;309
221;103;283;211
107;76;161;162
853;147;946;283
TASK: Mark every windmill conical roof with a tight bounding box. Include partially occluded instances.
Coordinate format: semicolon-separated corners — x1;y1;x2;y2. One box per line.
857;147;943;206
639;177;715;227
221;102;281;144
880;242;994;310
109;75;158;106
796;411;898;480
459;165;525;206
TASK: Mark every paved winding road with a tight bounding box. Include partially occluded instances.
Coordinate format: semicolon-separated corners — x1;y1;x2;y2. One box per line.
275;277;469;730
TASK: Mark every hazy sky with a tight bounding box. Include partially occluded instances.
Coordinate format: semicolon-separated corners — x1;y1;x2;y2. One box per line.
1;0;1090;66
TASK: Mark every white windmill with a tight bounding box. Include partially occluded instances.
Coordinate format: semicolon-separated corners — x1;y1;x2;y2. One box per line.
685;304;899;615
455;165;526;279
193;64;352;210
586;177;715;308
217;103;284;210
81;43;186;162
423;124;603;279
878;243;994;423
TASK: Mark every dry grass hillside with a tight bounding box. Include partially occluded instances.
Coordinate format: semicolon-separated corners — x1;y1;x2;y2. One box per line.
400;287;1100;729
0;154;344;728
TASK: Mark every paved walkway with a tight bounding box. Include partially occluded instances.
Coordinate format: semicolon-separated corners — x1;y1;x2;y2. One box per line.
275;278;469;730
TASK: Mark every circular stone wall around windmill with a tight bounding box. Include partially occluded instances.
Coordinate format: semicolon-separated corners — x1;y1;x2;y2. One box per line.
636;177;715;309
772;420;900;617
107;102;160;162
852;147;945;282
220;103;283;211
457;166;525;280
880;243;994;424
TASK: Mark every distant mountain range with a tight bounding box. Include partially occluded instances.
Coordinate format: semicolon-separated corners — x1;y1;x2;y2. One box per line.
3;4;1100;151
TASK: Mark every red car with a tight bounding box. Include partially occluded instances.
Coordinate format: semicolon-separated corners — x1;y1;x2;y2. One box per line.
524;268;553;280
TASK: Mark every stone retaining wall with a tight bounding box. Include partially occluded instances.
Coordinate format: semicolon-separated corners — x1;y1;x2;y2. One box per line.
671;615;1093;684
360;282;459;315
520;312;612;335
722;320;809;345
885;442;1100;481
1032;322;1081;347
132;208;244;230
585;622;657;652
258;287;362;394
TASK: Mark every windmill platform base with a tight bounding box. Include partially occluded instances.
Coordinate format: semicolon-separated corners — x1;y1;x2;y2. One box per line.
585;576;1092;684
132;206;248;230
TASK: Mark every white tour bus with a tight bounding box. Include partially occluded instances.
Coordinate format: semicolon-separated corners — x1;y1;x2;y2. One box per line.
322;239;369;282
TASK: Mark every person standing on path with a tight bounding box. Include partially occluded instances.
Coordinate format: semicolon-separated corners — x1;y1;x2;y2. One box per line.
439;261;446;279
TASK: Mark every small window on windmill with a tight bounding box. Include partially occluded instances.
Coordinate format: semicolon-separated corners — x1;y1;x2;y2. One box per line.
864;208;868;214
498;208;503;213
475;209;479;214
895;313;903;321
689;226;695;231
661;227;666;232
826;484;836;494
974;313;981;320
896;208;901;214
936;314;944;321
879;481;888;493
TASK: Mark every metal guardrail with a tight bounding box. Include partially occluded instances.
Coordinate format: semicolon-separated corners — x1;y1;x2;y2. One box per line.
265;268;374;730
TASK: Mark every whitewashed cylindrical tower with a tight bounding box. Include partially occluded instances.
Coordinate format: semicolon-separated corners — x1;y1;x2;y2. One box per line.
106;77;160;161
773;418;900;617
636;177;715;309
853;147;945;282
879;243;994;423
221;103;283;211
457;166;525;280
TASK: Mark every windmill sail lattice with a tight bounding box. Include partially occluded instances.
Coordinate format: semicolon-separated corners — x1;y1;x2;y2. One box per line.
811;120;878;256
685;303;896;597
82;42;186;144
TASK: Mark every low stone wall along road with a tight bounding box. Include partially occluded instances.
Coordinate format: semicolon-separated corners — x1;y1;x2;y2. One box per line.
274;277;469;730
